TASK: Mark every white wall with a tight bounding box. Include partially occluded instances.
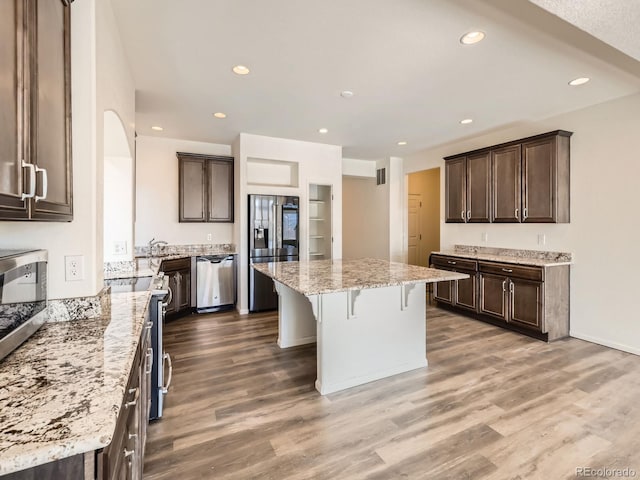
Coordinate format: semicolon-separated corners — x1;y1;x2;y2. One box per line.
234;133;343;313
134;136;233;246
104;155;133;261
404;92;640;355
342;158;376;177
342;176;388;259
0;0;134;299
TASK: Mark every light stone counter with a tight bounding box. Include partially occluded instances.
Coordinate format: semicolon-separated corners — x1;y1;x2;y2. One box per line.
252;258;468;296
431;245;572;267
0;289;151;475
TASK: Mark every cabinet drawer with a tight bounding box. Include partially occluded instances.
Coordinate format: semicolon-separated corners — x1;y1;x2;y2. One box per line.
431;255;477;272
160;257;191;272
478;261;543;281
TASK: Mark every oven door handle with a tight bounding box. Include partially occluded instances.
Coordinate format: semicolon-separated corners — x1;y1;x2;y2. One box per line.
161;352;173;394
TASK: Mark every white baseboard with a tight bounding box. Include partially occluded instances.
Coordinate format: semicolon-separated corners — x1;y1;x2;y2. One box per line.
278;335;317;348
315;358;428;395
238;308;249;315
570;331;640;356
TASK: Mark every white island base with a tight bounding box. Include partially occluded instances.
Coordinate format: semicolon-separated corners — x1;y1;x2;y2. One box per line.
274;281;428;395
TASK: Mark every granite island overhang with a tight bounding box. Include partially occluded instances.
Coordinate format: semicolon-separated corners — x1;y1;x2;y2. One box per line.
251;258;468;395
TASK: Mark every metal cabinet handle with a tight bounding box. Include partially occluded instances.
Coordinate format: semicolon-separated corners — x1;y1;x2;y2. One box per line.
509;281;514;293
161;352;173;394
514;208;519;219
125;387;139;408
34;166;48;202
467;210;471;221
447;261;457;265
461;210;465;221
162;286;173;308
124;448;134;459
523;207;528;220
128;432;138;440
501;268;513;273
502;280;506;292
146;321;153;330
21;161;36;200
146;347;153;374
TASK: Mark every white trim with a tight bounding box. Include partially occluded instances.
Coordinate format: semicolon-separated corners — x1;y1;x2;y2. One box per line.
315;358;428;395
278;335;317;348
570;331;640;356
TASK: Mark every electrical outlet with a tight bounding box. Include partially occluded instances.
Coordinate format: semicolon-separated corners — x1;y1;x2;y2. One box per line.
206;233;212;242
65;255;85;282
538;234;546;246
113;241;127;255
481;232;489;243
18;264;36;284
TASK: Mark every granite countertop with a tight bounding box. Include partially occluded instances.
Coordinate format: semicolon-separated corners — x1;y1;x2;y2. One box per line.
431;245;573;267
0;289;151;475
104;245;237;280
252;258;468;296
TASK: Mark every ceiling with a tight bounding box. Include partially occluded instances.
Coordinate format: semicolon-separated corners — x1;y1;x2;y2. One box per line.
110;0;640;159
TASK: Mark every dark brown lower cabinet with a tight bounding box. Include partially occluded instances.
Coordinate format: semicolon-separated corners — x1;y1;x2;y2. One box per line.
5;315;153;480
431;255;478;312
161;258;192;319
432;254;569;342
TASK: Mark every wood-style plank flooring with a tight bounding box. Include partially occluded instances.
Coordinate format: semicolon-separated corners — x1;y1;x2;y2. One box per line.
144;306;640;479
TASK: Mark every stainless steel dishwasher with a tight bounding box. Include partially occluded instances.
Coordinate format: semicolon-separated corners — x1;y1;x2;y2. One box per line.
195;255;236;312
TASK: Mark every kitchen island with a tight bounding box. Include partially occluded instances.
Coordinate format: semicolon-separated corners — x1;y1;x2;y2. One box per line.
252;258;467;395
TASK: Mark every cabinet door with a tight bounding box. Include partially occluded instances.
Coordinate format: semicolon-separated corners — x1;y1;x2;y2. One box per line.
207;159;233;222
179;156;206;222
31;0;73;221
0;0;29;219
445;157;466;223
509;278;543;331
455;274;477;312
434;280;453;304
177;270;191;311
491;145;521;223
466;151;490;222
165;272;178;316
522;136;556;223
479;273;508;321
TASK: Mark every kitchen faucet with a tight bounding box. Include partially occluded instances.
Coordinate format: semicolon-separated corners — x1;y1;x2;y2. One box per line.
148;238;169;256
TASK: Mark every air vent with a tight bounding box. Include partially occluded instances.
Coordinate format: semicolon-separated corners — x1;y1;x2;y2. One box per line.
376;168;386;186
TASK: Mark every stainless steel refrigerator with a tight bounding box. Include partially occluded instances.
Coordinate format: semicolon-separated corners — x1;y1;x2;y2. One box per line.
249;195;299;312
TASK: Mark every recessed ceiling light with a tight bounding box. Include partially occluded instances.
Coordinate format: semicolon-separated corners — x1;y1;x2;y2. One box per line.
397;141;407;146
213;112;227;119
460;118;473;125
318;128;328;134
568;77;590;86
460;31;485;45
340;90;354;98
151;126;163;131
232;65;250;75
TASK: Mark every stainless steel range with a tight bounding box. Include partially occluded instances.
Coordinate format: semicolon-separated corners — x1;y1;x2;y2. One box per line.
0;249;48;362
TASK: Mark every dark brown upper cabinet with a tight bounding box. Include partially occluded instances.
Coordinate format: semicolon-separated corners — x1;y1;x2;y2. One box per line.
491;144;522;223
178;152;234;223
0;0;72;222
444;157;466;223
444;151;490;223
444;130;571;224
522;134;570;223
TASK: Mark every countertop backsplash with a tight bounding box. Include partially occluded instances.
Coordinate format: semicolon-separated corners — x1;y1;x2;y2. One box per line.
133;243;235;258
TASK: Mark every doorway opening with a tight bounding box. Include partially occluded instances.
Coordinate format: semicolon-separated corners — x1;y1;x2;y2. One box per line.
407;168;440;267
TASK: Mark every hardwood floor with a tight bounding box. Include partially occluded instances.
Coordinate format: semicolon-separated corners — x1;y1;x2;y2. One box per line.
144;306;640;479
